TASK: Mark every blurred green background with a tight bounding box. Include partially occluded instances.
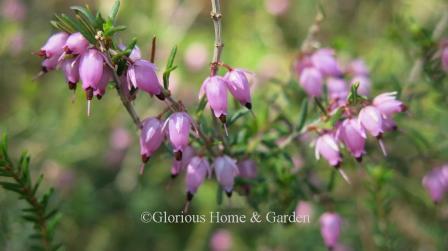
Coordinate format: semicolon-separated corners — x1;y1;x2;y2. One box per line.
1;0;448;250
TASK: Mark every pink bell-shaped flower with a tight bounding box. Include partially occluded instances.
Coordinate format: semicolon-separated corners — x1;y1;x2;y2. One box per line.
186;156;211;200
79;49;104;95
327;77;348;102
319;212;343;249
127;59;164;100
224;69;252;109
381;116;398;132
63;32;89;55
139;117;164;173
200;76;228;122
337;118;366;161
348;59;369;76
214;155;239;197
237;159;257;179
311;48;342;77
163;112;193;160
358;106;383;137
422;169;446;203
315;133;342;167
299;67;323;97
373;92;406;116
39;32;68;58
61;57;79;90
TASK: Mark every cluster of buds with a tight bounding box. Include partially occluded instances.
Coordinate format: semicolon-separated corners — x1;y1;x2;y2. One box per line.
422;165;448;203
319;212;343;250
35;2;258;211
37;31;162;116
199;65;252;126
295;48;406;180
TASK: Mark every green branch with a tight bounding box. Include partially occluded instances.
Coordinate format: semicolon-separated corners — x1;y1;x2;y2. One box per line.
0;135;61;251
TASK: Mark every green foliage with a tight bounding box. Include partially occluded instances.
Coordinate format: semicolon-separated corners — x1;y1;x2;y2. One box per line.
163;46;178;89
0;135;61;251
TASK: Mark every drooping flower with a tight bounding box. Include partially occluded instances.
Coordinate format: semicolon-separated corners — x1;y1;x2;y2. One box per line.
186;156;211;200
63;32;89;55
127;59;164;100
299;67;323;97
358;106;383;137
39;32;68;59
315;133;342;167
327;77;348;102
348;59;369;76
311;48;342;77
237;159;257;179
224;69;252;109
381;116;398;132
422;168;446;203
79;49;104;97
319;212;343;249
163;112;193;160
214;155;239;196
337;118;366;161
139;117;164;165
200;76;228;122
373;92;406;116
350;75;371;96
61;57;79;90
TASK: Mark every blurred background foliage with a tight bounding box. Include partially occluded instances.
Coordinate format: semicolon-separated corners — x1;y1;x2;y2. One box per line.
1;0;448;250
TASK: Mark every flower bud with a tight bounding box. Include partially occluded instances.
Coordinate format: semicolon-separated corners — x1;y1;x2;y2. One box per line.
237;159;257;179
200;76;228;120
61;57;79;90
163;112;192;159
422;169;445;203
224;69;252;109
381;116;398;132
171;160;182;178
63;32;89;55
315;133;342;167
39;32;68;58
139;117;164;163
127;59;164;100
79;49;104;96
299;67;323;97
373;92;406;116
358;106;383;137
186;156;210;197
311;48;342;77
337;118;366;161
350;75;371;96
319;212;342;249
214;155;239;196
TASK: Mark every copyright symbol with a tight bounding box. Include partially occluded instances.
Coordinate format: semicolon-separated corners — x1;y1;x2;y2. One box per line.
141;212;151;223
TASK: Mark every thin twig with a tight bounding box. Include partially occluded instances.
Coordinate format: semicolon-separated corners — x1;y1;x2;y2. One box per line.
210;0;223;75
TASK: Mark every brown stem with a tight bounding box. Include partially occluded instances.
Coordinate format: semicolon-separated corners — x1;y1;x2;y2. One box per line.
210;0;223;75
103;51;142;128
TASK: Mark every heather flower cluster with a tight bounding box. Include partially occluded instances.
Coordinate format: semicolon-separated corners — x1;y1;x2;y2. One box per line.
35;3;258;209
295;48;406;179
422;165;448;203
